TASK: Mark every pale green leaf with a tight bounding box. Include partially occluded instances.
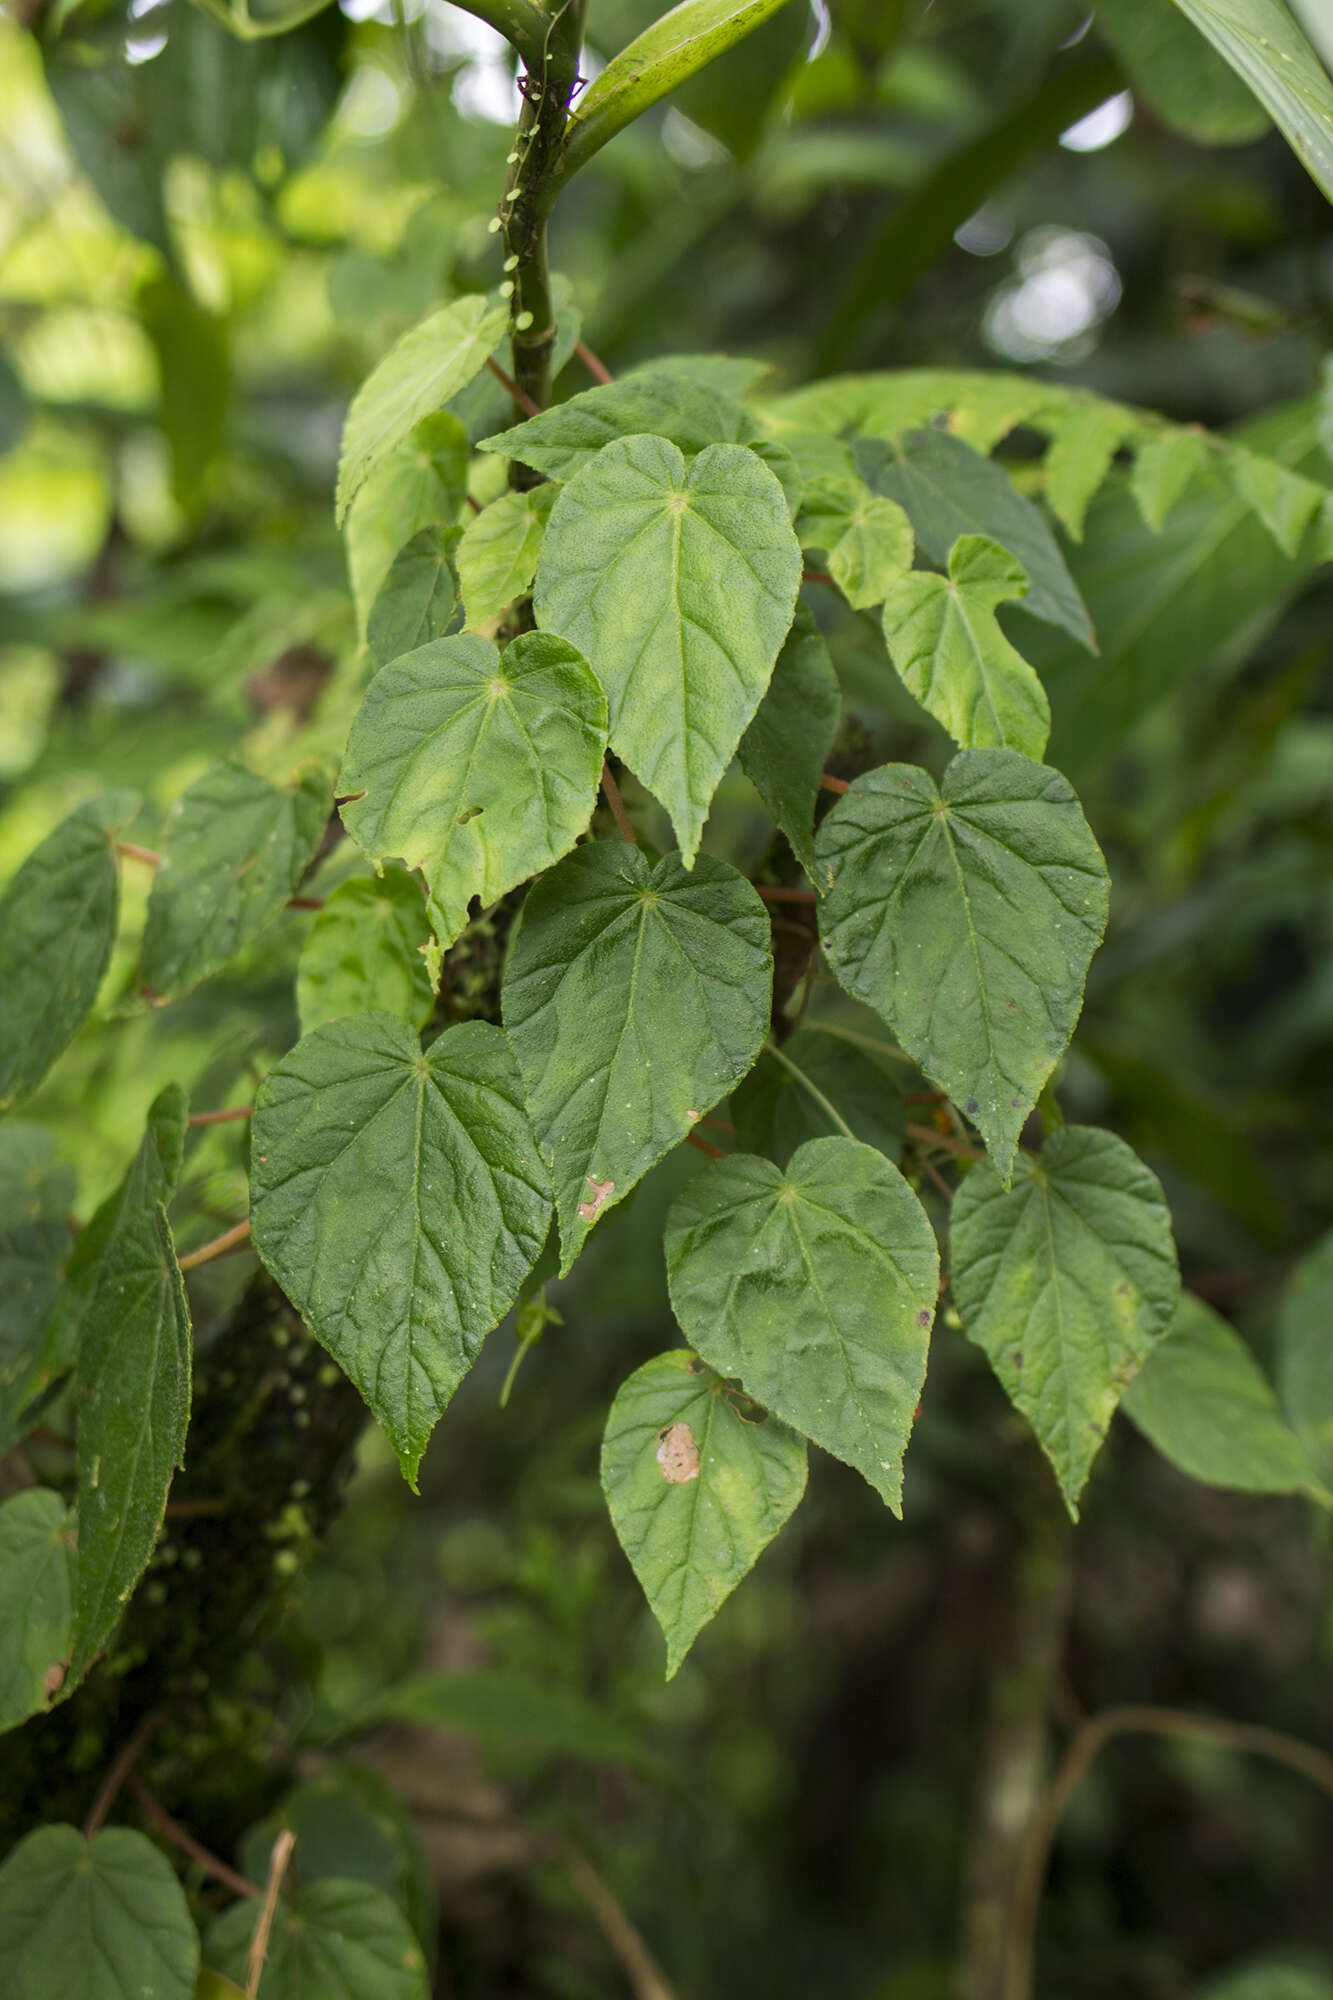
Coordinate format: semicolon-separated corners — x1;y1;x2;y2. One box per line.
1169;0;1333;204
827;493;914;609
480;369;762;479
1129;429;1213;532
1040;399;1138;541
559;0;800;183
73;1198;190;1680
366;525;462;666
0;1490;75;1733
1122;1293;1320;1497
1275;1228;1333;1488
736;605;840;880
207;1879;427;2000
1228;445;1328;555
296;869;435;1035
795;470;866;549
345;412;469;635
141;762;329;1000
501;843;771;1270
950;1125;1180;1513
749;436;804;518
0;791;138;1111
665;1137;938;1510
601;1348;808;1676
880;534;1050;757
1095;0;1271;144
533;433;801;862
335;295;507;524
855;429;1096;649
816;754;1108;1179
628;352;771;397
338;631;607;950
0;1826;199;2000
250;1013;551;1484
730;1025;906;1166
0;1127;74;1451
195;1971;246;2000
456;484;554;627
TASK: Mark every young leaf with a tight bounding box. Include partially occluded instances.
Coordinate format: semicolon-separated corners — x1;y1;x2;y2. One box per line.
0;1826;199;2000
828;493;914;609
250;1014;551;1485
480;369;761;479
338;631;607;951
1275;1228;1333;1487
730;1025;906;1167
0;1489;76;1733
950;1125;1180;1514
366;525;462;666
296;869;436;1036
816;754;1108;1179
856;429;1096;650
558;0;801;184
73;1199;191;1681
501;843;772;1270
1169;0;1333;204
346;412;469;634
665;1137;939;1510
456;484;555;626
534;434;802;861
1129;429;1213;532
207;1880;427;2000
0;1127;75;1450
880;534;1051;758
141;762;329;1000
601;1349;808;1677
1228;446;1327;556
736;605;840;880
335;295;507;524
1039;399;1138;542
0;790;138;1111
1122;1294;1321;1498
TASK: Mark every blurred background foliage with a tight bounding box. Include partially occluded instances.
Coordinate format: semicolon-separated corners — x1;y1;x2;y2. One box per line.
2;0;1333;1993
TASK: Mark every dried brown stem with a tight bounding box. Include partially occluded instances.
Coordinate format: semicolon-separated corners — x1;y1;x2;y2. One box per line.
561;1845;680;2000
178;1218;252;1272
247;1827;297;1997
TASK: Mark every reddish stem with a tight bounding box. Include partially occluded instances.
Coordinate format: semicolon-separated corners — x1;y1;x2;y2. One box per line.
178;1218;251;1272
819;773;849;795
600;761;637;844
286;895;324;911
130;1776;261;1902
575;338;613;385
486;354;541;418
802;568;834;587
686;1130;726;1161
84;1713;159;1837
119;842;161;867
187;1105;254;1128
756;885;816;905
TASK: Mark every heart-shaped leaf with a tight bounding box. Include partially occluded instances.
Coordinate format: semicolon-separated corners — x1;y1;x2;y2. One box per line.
0;1489;76;1732
816;752;1108;1178
250;1013;551;1483
481;368;761;479
0;1825;199;2000
533;433;802;862
338;631;607;950
207;1879;427;2000
502;843;771;1270
602;1349;807;1677
296;869;436;1035
665;1137;939;1510
950;1124;1180;1513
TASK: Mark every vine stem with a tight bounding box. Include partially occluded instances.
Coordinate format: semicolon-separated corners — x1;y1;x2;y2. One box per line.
820;772;849;795
756;885;815;905
575;338;613;384
561;1845;680;2000
485;354;541;418
247;1828;297;1997
802;567;834;586
764;1038;856;1141
178;1219;251;1272
905;1122;983;1160
600;761;636;843
84;1712;160;1836
130;1776;260;1903
1002;1705;1333;2000
187;1106;253;1128
685;1129;726;1161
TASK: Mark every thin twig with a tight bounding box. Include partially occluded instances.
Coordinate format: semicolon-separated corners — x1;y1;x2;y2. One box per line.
819;772;849;795
178;1218;251;1272
1004;1706;1333;2000
905;1122;983;1160
686;1129;726;1161
756;884;816;905
164;1495;231;1519
286;895;324;912
464;491;483;513
130;1777;260;1903
119;842;161;867
187;1105;254;1128
802;567;834;587
85;1713;160;1836
561;1846;680;2000
247;1827;296;1997
575;338;613;384
918;1154;954;1203
486;354;541;418
600;761;637;843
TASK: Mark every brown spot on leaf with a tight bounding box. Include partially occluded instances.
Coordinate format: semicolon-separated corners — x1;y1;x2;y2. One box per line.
577;1175;614;1222
686;1109;701;1121
656;1423;700;1484
42;1661;67;1702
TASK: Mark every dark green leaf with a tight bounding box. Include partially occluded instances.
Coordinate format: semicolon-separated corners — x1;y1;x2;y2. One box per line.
602;1348;807;1676
366;526;462;667
238;1772;435;1955
0;791;138;1111
1122;1294;1319;1497
250;1014;551;1484
1169;0;1333;203
346;413;470;635
1094;0;1272;145
140;762;329;1000
362;1669;651;1769
730;1025;906;1166
338;632;607;950
456;485;554;626
950;1125;1180;1513
502;844;772;1270
0;1825;199;2000
816;753;1108;1178
1276;1228;1333;1488
856;429;1096;650
0;1490;76;1733
296;869;436;1035
0;1126;75;1451
737;605;840;880
665;1137;939;1509
481;369;763;480
207;1879;427;2000
533;433;802;862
